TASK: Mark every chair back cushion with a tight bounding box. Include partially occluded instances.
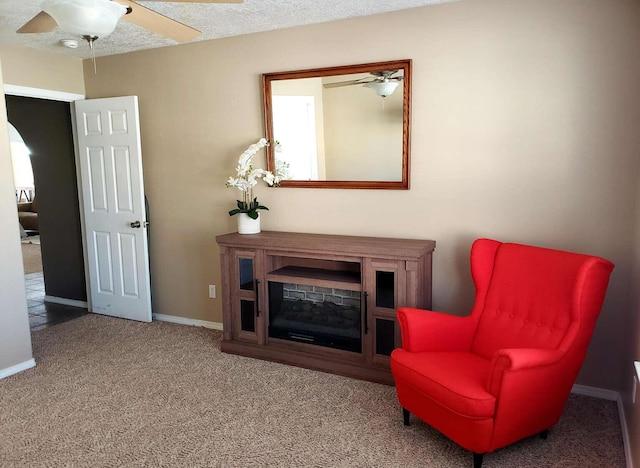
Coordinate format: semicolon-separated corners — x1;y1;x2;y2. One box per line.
471;242;612;360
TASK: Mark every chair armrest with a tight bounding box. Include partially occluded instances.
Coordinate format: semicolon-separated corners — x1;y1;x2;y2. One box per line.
397;307;477;353
487;348;564;396
17;202;32;212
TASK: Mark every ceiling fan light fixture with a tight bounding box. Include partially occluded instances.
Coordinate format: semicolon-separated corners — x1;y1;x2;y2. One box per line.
42;0;128;38
364;81;400;98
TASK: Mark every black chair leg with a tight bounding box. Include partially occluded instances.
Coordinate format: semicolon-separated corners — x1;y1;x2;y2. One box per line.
473;452;484;468
540;429;549;440
402;408;410;426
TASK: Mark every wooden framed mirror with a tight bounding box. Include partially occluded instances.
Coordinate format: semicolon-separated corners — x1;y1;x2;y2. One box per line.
263;59;411;189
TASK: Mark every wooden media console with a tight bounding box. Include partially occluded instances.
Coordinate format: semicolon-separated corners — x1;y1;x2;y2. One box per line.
216;231;435;385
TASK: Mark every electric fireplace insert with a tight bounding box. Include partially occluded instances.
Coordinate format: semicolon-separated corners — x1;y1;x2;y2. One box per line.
268;281;362;353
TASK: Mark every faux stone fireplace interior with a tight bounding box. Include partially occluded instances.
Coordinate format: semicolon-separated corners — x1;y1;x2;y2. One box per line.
268;282;362;352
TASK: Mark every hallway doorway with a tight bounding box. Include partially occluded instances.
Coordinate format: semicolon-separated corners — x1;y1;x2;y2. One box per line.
5;88;89;332
6;94;87;306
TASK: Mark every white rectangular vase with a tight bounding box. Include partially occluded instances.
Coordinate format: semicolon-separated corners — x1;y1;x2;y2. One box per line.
237;213;261;234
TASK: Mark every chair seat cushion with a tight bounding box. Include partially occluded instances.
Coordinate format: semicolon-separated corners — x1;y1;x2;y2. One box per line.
391;350;496;418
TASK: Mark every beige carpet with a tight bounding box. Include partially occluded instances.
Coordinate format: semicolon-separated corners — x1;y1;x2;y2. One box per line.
0;315;626;467
21;242;42;274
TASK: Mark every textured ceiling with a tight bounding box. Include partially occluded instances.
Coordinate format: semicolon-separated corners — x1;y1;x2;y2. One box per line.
0;0;456;59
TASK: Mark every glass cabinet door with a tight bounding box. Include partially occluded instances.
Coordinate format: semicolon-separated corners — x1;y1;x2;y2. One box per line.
374;317;396;357
364;258;405;363
239;258;254;292
375;270;395;309
231;250;264;343
240;299;256;333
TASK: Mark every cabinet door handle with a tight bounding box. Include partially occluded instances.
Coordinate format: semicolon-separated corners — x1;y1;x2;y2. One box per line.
364;291;369;334
255;279;261;317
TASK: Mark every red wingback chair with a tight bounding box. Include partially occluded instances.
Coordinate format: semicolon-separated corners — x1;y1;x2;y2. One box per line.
390;239;614;468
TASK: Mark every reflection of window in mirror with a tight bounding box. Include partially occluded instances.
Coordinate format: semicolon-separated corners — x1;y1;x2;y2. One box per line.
272;91;323;181
8;123;34;202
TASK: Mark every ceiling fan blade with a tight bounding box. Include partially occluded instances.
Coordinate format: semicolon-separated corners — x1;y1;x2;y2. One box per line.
323;79;372;89
17;11;57;34
115;0;201;42
149;0;243;3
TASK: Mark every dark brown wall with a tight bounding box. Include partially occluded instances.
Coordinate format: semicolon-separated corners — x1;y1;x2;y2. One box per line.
6;95;85;301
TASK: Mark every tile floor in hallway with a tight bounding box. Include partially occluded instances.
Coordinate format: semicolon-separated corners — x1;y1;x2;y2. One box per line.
25;272;89;331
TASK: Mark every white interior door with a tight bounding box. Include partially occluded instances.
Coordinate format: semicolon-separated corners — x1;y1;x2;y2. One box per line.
74;96;151;322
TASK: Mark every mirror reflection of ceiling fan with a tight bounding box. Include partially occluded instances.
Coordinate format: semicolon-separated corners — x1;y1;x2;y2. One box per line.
17;0;243;44
323;70;404;97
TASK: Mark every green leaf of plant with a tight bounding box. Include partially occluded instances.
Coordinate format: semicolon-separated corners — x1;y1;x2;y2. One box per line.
257;205;269;211
228;209;241;216
247;210;259;220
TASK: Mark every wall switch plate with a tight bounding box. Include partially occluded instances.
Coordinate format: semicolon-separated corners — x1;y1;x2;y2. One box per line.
208;284;216;299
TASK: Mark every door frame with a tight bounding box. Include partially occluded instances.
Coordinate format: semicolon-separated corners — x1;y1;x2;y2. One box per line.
4;84;92;310
4;85;84;103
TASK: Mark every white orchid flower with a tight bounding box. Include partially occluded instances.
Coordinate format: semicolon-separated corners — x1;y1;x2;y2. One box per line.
226;138;284;217
263;172;276;186
238;151;255;169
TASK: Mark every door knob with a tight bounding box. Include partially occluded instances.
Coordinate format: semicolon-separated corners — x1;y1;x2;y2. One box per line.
130;221;141;228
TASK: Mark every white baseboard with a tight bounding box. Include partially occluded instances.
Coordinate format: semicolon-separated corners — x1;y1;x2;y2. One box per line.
152;313;223;330
617;397;633;468
0;358;36;380
44;296;88;308
571;383;619;401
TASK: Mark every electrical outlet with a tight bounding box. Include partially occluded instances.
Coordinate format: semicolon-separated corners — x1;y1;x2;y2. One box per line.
208;284;216;299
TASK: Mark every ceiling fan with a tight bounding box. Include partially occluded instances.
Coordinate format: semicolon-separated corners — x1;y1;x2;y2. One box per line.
323;70;404;97
17;0;243;44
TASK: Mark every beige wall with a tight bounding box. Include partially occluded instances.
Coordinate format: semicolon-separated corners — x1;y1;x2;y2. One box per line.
0;58;33;373
82;0;640;393
0;44;84;94
0;45;83;376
